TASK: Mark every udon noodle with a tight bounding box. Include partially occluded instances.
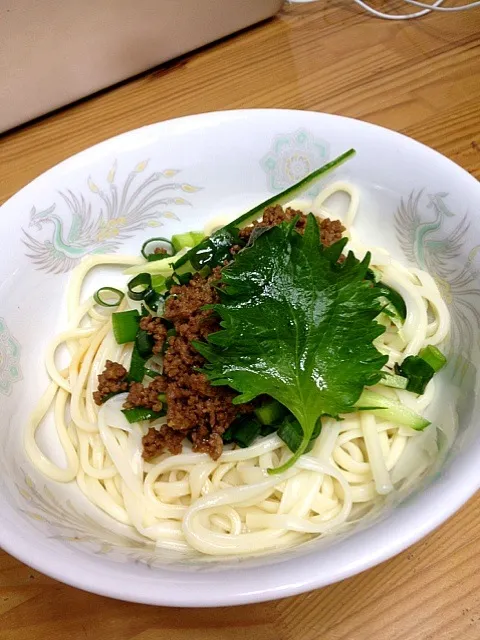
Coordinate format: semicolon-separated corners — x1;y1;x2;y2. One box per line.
25;183;450;555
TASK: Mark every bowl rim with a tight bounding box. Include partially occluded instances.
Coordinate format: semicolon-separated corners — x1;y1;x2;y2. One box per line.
1;108;479;607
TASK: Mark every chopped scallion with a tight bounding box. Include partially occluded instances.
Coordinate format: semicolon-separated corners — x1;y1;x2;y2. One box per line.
122;407;166;423
127;273;152;301
165;271;192;291
418;345;447;372
141;237;175;261
223;416;261;448
260;424;278;437
93;287;125;308
151;274;167;293
171;232;196;253
128;344;147;382
398;356;435;395
112;310;139;344
254;399;287;425
135;328;154;358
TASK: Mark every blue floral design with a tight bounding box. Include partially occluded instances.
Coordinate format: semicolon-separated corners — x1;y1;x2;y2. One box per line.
260;129;330;195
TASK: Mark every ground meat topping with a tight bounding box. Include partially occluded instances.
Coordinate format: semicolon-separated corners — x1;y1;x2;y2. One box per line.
154;247;168;255
139;315;167;355
163;267;222;341
239;205;345;247
93;360;128;405
320;218;345;247
158;266;252;459
124;376;167;412
142;425;184;460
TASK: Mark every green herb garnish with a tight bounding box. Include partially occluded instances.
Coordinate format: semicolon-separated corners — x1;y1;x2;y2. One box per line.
194;214;388;474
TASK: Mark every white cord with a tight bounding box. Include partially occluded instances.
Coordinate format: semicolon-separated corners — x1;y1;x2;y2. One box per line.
353;0;444;19
402;0;480;9
289;0;480;19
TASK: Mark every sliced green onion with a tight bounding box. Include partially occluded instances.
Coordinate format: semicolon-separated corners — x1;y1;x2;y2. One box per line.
93;287;125;308
141;237;175;261
157;393;167;404
398;356;435;395
222;425;235;443
122;407;166;423
260;424;278;437
191;231;206;245
143;291;163;314
151;274;167;293
128;345;147;382
112;310;139;344
418;345;447;372
223;416;261;448
165;272;192;291
171;232;197;253
135;328;154;358
127;273;152;301
254;399;287;425
380;373;408;389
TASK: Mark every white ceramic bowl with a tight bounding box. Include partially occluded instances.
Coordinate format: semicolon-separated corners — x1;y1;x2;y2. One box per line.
1;110;479;607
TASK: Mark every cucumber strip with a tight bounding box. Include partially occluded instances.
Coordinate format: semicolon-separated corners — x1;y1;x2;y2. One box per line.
355;389;430;430
173;148;356;271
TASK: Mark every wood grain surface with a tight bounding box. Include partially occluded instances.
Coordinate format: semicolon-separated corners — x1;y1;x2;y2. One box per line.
1;2;479;638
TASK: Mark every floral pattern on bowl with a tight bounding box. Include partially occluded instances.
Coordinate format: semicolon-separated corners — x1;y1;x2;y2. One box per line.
22;160;202;273
394;190;480;380
0;318;22;396
260;128;329;194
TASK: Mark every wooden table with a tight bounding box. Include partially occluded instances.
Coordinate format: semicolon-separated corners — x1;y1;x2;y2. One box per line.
1;2;479;638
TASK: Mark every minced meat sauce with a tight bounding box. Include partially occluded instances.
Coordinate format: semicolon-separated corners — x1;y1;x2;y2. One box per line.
94;206;344;461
